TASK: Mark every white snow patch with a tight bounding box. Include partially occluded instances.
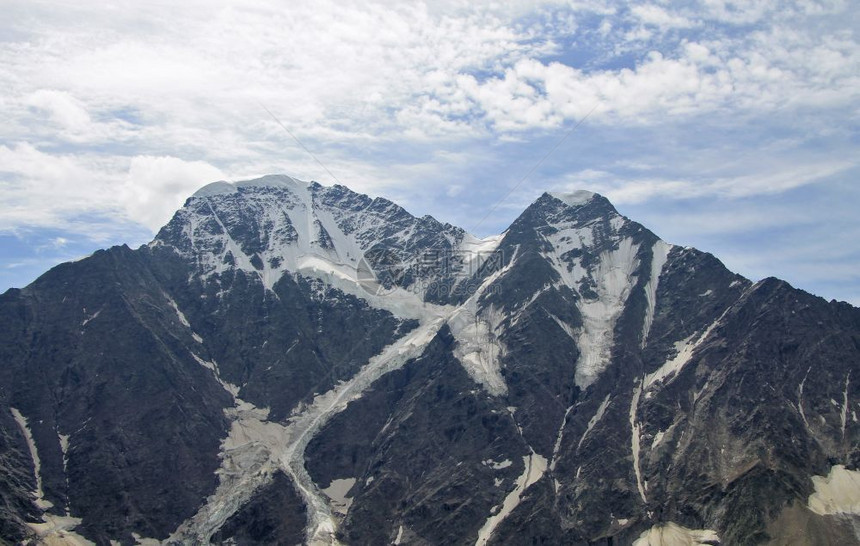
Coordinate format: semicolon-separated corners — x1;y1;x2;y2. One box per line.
808;464;860;516
165;295;206;343
448;302;508;396
633;522;720;545
281;318;444;544
169;398;291;544
548;312;577;342
642;241;671;348
651;430;666;449
841;373;851;438
11;409;93;544
394;524;405;545
192;180;238;197
58;432;70;477
447;248;520;395
458;233;504;275
322;478;356;516
483;459;512;470
10;407;52;510
550;405;575;473
577;395;611;451
173;317;448;544
165;295;191;328
629;382;647;503
191;353;240;398
644;318;721;390
798;366;813;432
80;307;102;327
698;289;713;297
570;238;641;388
549;190;596;207
475;452;548;546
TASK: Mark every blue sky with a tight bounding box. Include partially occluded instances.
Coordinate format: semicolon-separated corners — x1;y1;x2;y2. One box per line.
1;0;858;304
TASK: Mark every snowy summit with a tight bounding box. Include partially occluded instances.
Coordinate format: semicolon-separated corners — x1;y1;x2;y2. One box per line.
548;190;596;207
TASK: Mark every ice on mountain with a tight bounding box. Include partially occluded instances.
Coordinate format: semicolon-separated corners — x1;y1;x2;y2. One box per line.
549;190;596;207
572;238;641;388
475;452;547;546
642;241;671;348
633;523;720;545
193;181;237;197
808;464;860;516
322;478;356;516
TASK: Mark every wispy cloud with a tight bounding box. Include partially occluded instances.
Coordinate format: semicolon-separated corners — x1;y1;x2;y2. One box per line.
0;0;857;303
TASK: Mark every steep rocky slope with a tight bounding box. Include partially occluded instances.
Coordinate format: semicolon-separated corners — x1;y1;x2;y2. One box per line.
1;175;857;545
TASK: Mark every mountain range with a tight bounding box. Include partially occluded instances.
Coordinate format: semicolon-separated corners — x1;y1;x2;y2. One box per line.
1;174;858;545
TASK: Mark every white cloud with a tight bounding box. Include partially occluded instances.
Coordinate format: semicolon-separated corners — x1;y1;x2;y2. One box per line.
25;90;91;130
550;159;857;205
121;156;226;230
630;5;696;30
0;143;225;235
0;0;858;303
0;143;123;231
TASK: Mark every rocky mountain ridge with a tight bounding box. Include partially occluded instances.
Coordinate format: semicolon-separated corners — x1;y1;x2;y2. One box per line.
1;175;858;545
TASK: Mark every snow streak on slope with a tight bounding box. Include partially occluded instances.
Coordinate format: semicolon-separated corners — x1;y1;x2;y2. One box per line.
633;522;720;545
644;319;721;390
841;373;851;438
629;382;647;503
642;241;671;348
475;452;548;546
447;247;518;396
448;303;507;396
10;407;50;511
577;395;612;451
569;238;641;388
169;350;281;544
798;366;813;432
282;318;444;544
171;317;446;544
11;408;94;545
550;405;574;475
540;195;643;388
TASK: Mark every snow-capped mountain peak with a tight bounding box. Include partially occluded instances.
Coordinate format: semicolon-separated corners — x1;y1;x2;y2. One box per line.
2;174;858;546
547;189;597;207
155;176;500;308
192;174;309;197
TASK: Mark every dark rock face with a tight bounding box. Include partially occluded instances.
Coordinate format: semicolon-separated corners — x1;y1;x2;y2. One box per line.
0;408;39;544
306;326;530;545
0;178;858;545
210;471;306;545
0;246;234;544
